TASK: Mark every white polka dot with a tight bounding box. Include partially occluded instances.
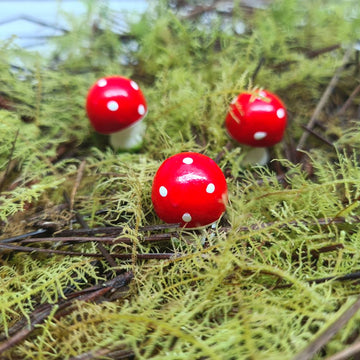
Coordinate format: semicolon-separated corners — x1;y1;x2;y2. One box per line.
182;213;192;223
254;131;267;140
97;79;107;87
130;80;139;90
159;186;167;197
107;100;119;111
259;90;267;98
231;97;238;104
277;108;285;119
183;157;193;165
138;104;146;115
206;183;215;194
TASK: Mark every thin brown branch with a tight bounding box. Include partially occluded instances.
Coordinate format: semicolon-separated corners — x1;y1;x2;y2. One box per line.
0;272;133;354
274;270;360;290
251;56;266;82
69;348;135;360
63;191;118;269
20;233;175;245
0;129;19;193
233;215;360;233
306;44;341;59
0;228;48;244
0;305;54;354
70;160;86;212
0;243;175;260
3;214;358;246
301;125;335;148
293;296;360;360
337;83;360;116
214;140;233;164
180;4;216;20
325;339;360;360
297;46;353;151
55;223;180;237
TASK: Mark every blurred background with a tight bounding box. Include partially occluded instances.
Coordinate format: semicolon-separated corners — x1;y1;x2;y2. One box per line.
0;0;148;54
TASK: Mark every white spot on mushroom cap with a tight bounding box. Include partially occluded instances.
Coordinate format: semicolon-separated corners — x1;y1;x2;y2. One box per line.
107;100;119;111
259;90;267;98
159;186;168;197
182;213;192;223
254;131;267;140
206;183;215;194
277;108;286;119
138;104;146;116
182;157;193;165
97;79;107;87
130;80;139;90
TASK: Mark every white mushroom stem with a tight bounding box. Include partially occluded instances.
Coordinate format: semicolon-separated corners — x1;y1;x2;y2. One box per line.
109;120;146;151
242;147;269;166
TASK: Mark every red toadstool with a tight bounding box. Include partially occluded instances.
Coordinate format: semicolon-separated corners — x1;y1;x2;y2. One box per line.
151;152;228;228
225;89;287;164
86;76;147;150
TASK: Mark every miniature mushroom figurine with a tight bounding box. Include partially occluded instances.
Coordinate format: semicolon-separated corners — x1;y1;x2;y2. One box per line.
225;89;287;165
151;152;228;228
86;76;147;150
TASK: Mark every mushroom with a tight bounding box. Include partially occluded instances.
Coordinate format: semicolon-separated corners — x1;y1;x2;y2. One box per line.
151;152;228;228
225;89;287;165
86;76;147;151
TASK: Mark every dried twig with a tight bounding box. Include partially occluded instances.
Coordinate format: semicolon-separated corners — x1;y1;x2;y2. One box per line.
0;228;48;244
180;4;216;20
251;56;266;82
0;129;19;193
325;339;360;360
0;272;133;354
337;83;360;116
293;296;360;360
2;214;358;245
70;160;86;212
306;44;341;59
0;243;175;260
68;348;135;360
233;215;360;233
274;270;360;290
301;125;335;148
19;233;175;245
297;47;353;151
63;191;118;269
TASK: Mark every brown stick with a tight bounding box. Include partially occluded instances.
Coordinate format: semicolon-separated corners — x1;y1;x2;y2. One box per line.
70;160;86;212
0;129;19;193
0;243;175;260
19;233;174;245
325;340;360;360
301;125;335;148
337;83;360;116
0;272;133;354
63;191;118;269
68;348;135;360
293;296;360;360
297;47;353;151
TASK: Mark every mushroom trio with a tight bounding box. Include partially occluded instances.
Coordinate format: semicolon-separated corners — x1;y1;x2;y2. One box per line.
85;77;287;228
151;152;228;228
86;76;147;151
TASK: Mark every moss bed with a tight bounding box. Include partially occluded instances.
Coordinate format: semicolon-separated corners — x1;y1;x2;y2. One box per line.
1;1;360;359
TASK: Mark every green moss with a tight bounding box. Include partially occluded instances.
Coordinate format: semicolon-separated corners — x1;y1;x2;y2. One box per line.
1;0;360;358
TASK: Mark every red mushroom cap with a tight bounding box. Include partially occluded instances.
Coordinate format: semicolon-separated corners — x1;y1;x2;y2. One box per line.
225;89;287;147
151;152;228;228
86;76;147;134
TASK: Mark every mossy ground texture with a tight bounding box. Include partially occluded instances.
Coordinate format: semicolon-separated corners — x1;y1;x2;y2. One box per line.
1;0;360;359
